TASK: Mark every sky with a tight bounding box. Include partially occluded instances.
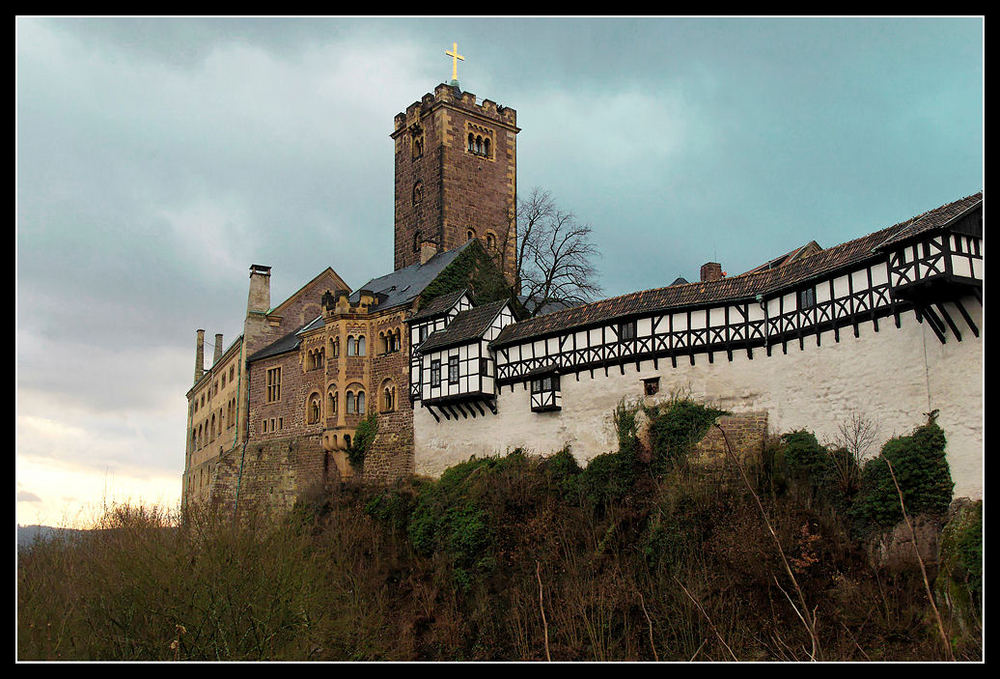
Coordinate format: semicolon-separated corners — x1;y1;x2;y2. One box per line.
15;16;983;528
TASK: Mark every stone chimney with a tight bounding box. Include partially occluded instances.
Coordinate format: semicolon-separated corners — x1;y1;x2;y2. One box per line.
700;262;723;283
420;240;438;265
213;333;224;366
247;264;271;314
194;329;205;384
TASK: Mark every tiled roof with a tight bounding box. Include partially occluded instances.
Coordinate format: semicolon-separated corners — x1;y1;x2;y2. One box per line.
417;299;510;354
493;192;982;347
409;288;470;322
247;327;303;362
875;192;982;249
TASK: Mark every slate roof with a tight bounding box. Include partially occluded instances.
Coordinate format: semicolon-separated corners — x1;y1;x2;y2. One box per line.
409;288;470;323
493;192;982;348
247;242;475;362
349;241;475;311
417;299;511;354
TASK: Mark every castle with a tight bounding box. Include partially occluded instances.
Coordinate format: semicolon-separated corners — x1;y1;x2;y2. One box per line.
183;68;983;513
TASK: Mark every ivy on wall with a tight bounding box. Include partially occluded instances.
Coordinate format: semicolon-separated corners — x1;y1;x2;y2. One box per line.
347;412;379;468
418;240;522;313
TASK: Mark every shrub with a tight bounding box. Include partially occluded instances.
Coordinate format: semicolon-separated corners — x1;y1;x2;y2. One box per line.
851;416;953;532
540;446;583;502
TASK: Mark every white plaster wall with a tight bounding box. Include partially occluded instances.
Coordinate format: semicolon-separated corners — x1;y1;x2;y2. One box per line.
414;298;982;499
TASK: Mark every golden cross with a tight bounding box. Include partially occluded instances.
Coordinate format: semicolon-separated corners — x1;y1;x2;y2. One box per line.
445;42;464;82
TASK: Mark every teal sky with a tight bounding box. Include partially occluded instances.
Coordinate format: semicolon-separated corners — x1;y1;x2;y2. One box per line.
15;16;983;525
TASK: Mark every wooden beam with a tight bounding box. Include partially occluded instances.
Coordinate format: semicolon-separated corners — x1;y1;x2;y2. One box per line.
952;298;980;337
934;303;962;342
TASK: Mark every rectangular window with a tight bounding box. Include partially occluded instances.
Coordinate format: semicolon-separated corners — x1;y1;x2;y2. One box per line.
430;360;441;388
448;355;459;384
230;366;235;381
618;320;636;341
798;288;816;309
262;419;268;433
278;417;282;431
480;357;489;377
419;325;428;343
266;367;281;402
532;375;560;393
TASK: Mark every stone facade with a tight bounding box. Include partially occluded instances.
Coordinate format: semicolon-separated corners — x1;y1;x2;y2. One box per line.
392;83;519;283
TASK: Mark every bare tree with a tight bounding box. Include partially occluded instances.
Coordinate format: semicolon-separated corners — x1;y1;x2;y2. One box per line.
830;410;881;496
494;187;602;317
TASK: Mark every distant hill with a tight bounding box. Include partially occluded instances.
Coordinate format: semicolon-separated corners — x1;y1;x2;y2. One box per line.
17;525;90;550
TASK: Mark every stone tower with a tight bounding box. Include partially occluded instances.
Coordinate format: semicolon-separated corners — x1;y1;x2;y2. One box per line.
391;83;520;282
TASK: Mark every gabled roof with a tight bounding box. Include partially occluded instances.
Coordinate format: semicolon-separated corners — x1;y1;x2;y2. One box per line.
493;192;982;348
409;288;471;323
267;267;347;317
417;299;511;354
247;242;477;362
742;240;822;275
349;241;475;312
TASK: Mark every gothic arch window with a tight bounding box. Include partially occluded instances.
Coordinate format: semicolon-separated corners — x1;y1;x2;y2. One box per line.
467;228;476;242
468;133;475;152
412;182;422;205
485;231;497;251
483;138;491;158
412;136;423;159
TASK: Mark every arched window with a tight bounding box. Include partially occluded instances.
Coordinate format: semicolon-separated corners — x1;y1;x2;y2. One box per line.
475;136;483;155
331;337;340;358
383;385;396;413
486;232;496;250
468;133;475;152
328;389;338;416
210;415;215;440
412;137;423;159
344;434;351;449
347;335;355;357
467;228;475;242
346;390;355;414
357;336;366;356
413;230;421;253
307;393;321;425
483;138;491;158
356;391;365;414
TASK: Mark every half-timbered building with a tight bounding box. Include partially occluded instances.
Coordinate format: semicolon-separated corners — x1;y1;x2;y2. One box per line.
411;193;983;499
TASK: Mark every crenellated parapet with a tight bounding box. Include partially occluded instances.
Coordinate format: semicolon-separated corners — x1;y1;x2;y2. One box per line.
393;83;518;136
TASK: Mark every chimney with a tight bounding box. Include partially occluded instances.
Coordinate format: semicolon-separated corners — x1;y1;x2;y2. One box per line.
700;262;723;283
420;240;438;265
194;329;205;384
214;333;224;366
247;264;271;315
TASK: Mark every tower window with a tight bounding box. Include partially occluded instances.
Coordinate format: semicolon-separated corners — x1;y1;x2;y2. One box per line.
467;228;476;242
412;182;422;205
